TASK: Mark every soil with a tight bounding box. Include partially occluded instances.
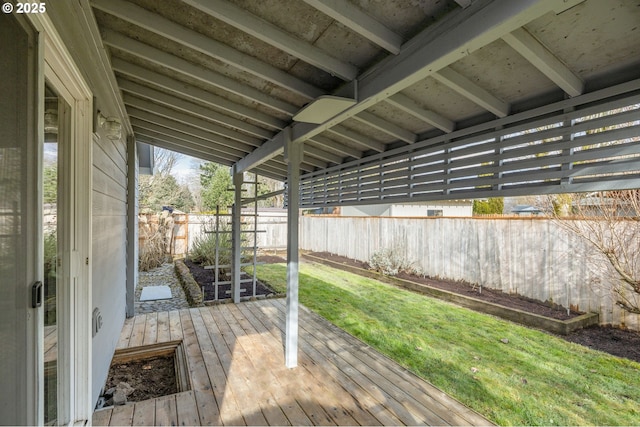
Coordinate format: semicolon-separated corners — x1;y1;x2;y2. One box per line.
184;259;275;301
103;355;177;404
303;251;640;364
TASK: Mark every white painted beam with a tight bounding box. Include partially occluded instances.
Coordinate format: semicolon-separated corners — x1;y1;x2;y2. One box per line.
182;0;358;81
112;58;285;130
502;27;583;97
354;111;417;144
386;94;455;133
284;129;302;368
432;67;510;117
102;30;297;115
302;0;402;54
92;0;322;100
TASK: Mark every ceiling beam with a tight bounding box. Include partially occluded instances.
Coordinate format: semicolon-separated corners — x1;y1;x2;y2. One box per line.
303;145;343;164
302;0;402;54
328;126;386;152
502;27;584;97
102;30;298;115
182;0;358;81
126;107;256;154
308;135;363;159
353;111;417;144
385;94;455;133
134;131;240;164
112;58;285;130
130;119;250;157
432;67;510;117
234;0;576;173
119;79;271;141
92;0;322;100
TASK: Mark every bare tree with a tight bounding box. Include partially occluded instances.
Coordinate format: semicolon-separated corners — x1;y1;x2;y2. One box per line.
551;191;640;314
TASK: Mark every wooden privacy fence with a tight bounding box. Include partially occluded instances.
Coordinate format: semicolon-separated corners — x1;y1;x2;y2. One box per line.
139;210;289;259
299;215;640;331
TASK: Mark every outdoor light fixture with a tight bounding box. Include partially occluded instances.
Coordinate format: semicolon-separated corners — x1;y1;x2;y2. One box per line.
97;112;122;140
292;95;356;124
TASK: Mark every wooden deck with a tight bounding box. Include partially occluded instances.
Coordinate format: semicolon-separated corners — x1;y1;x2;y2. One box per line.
93;299;492;426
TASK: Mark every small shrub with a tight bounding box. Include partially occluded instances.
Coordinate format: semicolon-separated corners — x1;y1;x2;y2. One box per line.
369;245;418;276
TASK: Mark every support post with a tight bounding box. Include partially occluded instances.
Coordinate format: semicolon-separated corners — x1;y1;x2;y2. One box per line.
285;129;303;368
125;135;138;317
231;172;243;304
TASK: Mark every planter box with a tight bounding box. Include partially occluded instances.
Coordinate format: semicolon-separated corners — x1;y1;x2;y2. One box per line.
303;253;599;335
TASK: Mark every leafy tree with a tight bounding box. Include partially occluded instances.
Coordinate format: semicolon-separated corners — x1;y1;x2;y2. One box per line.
139;174;194;212
473;197;504;215
138;148;194;212
199;162;234;211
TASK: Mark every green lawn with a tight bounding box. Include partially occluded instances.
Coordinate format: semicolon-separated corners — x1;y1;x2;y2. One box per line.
251;261;640;426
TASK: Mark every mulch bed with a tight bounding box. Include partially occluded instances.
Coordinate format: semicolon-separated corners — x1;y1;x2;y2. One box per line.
183;259;275;301
302;251;640;364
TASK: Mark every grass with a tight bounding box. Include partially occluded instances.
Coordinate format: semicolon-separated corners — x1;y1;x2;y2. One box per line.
251;261;640;426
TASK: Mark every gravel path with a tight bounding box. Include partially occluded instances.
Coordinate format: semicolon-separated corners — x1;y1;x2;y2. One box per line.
135;263;191;314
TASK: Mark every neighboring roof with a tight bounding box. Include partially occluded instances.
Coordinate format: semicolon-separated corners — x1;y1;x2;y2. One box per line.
511;205;543;213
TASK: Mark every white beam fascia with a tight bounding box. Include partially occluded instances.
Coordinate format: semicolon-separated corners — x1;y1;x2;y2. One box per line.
92;0;322;100
308;136;363;159
326;125;386;152
302;0;402;54
102;30;297;115
119;79;271;141
182;0;358;81
127;109;255;155
130;120;251;157
385;94;455;133
432;67;510;117
353;111;417;144
112;58;285;130
233;0;569;173
502;27;583;97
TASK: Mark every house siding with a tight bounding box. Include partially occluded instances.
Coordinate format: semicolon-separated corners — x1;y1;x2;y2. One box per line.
91;132;128;402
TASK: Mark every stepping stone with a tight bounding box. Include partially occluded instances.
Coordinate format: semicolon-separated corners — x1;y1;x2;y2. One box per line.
140;285;172;301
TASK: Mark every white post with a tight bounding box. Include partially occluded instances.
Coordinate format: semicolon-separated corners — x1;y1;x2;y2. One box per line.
285;129;302;368
231;172;243;304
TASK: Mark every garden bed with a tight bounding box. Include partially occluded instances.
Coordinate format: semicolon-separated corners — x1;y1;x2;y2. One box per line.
298;251;639;363
182;259;281;302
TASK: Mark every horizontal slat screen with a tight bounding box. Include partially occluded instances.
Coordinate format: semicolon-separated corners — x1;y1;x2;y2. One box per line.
297;80;640;208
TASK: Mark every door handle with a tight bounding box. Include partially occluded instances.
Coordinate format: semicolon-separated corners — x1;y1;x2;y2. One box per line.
32;281;42;308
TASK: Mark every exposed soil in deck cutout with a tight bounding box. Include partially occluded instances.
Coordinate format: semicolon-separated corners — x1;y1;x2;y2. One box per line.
103;355;177;403
302;251;640;364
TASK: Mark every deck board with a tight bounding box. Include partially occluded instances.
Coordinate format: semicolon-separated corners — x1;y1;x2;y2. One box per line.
93;299;493;426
